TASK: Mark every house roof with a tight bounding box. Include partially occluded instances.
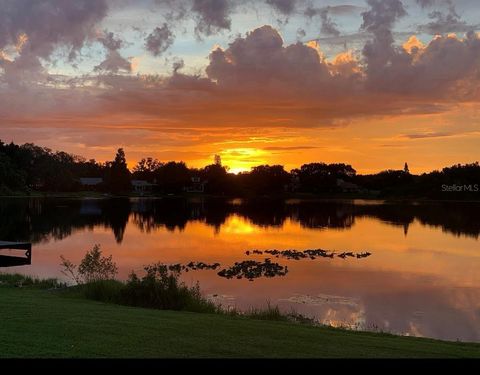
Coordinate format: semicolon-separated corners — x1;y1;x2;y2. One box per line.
80;178;103;186
131;180;156;186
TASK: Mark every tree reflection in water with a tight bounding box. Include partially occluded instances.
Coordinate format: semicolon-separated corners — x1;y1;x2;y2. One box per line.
0;197;479;245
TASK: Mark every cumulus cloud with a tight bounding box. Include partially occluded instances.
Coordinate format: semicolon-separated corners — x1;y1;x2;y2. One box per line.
192;0;232;36
94;31;132;73
0;0;109;84
0;0;108;60
171;58;185;74
357;0;480;99
266;0;297;15
361;0;407;85
145;24;175;56
2;0;480;136
416;0;436;8
205;26;343;92
305;6;341;37
296;28;307;40
4;22;480;132
419;2;475;34
101;26;480;121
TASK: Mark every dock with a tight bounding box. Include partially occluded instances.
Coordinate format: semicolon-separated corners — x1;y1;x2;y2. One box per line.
0;241;32;268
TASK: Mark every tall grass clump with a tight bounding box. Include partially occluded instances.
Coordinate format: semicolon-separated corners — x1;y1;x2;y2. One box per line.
119;263;217;313
0;273;65;289
243;302;287;321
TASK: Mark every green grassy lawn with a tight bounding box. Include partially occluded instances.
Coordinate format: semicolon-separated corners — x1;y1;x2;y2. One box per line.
0;287;479;358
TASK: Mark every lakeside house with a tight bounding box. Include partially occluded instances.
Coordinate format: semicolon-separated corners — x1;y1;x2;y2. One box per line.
336;178;360;193
131;180;157;195
79;177;103;190
184;176;207;193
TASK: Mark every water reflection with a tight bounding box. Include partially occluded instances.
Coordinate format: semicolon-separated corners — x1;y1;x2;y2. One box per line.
0;197;479;342
1;197;479;243
0;254;31;267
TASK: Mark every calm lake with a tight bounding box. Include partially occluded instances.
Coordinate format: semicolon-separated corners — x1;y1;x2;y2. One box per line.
1;197;479;342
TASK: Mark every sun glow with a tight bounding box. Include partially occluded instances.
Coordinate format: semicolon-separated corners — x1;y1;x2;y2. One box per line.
220;148;267;174
228;166;250;174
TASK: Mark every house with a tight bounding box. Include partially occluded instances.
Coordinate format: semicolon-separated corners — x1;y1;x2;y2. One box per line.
79;177;103;190
184;176;207;193
336;178;360;193
131;180;156;195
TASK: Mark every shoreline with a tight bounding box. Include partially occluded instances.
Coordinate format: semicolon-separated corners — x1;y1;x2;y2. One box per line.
1;191;480;203
1;285;479;358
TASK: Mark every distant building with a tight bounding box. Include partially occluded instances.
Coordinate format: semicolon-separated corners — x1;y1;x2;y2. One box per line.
131;180;156;195
184;176;207;193
336;178;360;193
404;162;410;174
214;154;222;166
79;178;103;190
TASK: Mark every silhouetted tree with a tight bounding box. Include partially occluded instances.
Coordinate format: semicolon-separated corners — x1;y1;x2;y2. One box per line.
155;161;190;193
242;165;290;195
132;157;163;182
104;148;131;193
201;164;232;194
293;163;356;193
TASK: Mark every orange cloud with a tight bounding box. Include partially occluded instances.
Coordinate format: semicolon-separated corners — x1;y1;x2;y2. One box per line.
2;26;480;172
402;35;424;54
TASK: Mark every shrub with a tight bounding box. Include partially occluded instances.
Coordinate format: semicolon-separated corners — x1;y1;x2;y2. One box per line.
77;280;124;303
119;263;217;313
60;244;118;284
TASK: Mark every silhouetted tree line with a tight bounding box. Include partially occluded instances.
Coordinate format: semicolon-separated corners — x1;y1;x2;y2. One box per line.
1;140;479;199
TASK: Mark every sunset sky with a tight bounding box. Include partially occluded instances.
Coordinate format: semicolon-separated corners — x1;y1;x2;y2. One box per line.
1;0;480;174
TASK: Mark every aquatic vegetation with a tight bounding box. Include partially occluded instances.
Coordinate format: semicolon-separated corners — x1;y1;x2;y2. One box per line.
168;262;221;273
246;248;372;260
217;259;288;281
